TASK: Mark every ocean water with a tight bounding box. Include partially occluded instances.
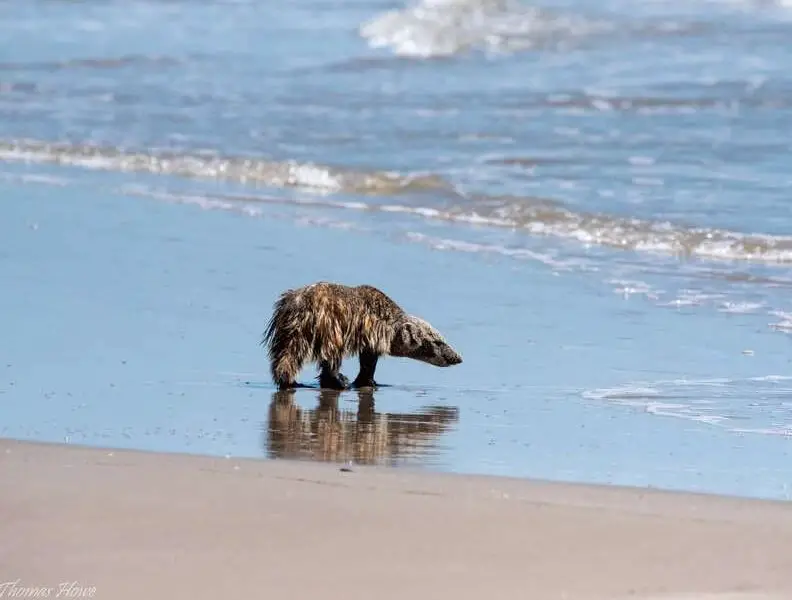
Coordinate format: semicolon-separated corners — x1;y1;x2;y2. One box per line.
2;0;792;501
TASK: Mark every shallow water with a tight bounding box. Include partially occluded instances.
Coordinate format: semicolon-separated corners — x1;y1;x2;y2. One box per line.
2;0;792;500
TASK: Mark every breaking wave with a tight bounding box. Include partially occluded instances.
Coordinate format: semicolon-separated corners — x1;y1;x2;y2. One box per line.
0;139;451;196
469;198;792;264
4;138;792;265
359;0;611;58
358;0;704;58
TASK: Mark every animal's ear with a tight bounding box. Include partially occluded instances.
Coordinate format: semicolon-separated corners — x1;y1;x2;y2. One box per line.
391;318;421;356
401;320;421;350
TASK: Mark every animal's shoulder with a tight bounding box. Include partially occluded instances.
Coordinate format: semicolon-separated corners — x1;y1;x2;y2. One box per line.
353;285;405;319
295;281;355;303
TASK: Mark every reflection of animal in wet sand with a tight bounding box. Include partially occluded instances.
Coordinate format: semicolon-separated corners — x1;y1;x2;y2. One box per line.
261;282;463;391
265;390;459;465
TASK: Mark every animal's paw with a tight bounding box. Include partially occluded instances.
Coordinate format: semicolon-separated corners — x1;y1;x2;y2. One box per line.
351;378;378;390
318;371;349;390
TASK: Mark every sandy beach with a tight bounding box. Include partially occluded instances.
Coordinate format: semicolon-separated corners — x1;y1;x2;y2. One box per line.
2;438;791;600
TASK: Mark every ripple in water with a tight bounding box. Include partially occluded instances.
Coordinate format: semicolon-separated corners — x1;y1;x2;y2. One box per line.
583;375;792;437
0;54;181;72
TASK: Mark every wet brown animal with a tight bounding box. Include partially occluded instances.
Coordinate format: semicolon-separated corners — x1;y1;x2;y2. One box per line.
261;282;463;390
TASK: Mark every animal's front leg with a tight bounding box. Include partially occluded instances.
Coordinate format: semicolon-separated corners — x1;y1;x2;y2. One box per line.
318;360;349;390
351;350;379;389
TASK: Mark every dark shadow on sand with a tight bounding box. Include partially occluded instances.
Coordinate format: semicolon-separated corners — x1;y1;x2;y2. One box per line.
264;389;459;467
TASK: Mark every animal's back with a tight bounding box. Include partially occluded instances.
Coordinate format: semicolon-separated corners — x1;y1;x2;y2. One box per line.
264;281;359;352
352;284;405;321
262;282;404;387
282;282;403;329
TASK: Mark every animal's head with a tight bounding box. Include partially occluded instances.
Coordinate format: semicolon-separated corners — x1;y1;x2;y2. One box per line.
390;316;463;367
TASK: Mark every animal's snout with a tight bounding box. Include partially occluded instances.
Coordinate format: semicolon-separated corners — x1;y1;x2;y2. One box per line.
445;349;463;366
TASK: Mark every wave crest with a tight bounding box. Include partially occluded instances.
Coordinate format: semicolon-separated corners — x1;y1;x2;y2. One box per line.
0;139;451;196
478;199;792;263
5;137;792;265
359;0;610;58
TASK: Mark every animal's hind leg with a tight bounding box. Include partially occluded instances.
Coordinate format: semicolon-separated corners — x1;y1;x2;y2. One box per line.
351;350;379;389
272;355;306;391
318;360;349;390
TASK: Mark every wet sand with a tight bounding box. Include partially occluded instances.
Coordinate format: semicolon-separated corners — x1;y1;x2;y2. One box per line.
2;438;791;600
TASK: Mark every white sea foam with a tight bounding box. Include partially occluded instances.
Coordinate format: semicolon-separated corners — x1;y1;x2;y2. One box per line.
658;290;726;308
582;386;663;402
769;310;792;332
116;186;591;270
122;187;358;229
0;139;450;197
0;171;71;186
6;138;792;266
584;376;792;437
403;231;581;269
731;425;792;437
609;279;662;300
718;301;765;314
359;0;610;58
119;185;792;267
117;186;369;230
751;375;792;382
133;188;266;217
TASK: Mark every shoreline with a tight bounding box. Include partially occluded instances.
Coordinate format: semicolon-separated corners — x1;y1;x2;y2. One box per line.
3;437;792;600
3;176;792;502
4;434;792;509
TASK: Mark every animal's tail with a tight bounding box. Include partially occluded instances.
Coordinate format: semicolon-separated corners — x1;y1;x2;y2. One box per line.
261;291;312;388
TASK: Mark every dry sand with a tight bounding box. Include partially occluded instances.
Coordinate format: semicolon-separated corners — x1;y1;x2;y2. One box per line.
2;438;791;600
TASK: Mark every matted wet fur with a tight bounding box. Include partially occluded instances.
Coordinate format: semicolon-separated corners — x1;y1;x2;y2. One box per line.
261;282;462;390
